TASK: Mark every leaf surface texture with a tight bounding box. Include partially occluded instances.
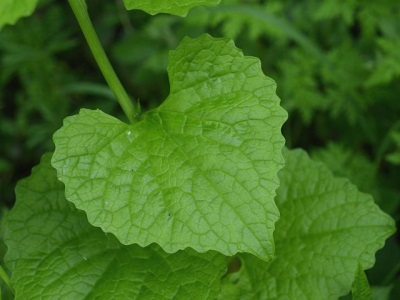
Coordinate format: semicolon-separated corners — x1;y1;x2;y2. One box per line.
51;34;287;259
220;149;395;299
4;154;228;300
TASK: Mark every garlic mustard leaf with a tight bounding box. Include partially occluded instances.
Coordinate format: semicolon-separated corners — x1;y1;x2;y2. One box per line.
0;0;38;30
51;34;287;259
4;153;228;300
123;0;220;16
220;149;395;300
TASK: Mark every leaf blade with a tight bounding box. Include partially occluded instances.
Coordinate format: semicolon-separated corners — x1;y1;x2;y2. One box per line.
52;34;287;259
4;153;228;299
220;149;395;299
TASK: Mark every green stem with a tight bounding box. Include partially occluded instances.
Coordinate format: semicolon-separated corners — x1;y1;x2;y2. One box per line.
68;0;137;123
0;265;14;295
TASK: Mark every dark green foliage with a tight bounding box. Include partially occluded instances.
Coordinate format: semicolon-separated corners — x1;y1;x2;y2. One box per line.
1;0;399;298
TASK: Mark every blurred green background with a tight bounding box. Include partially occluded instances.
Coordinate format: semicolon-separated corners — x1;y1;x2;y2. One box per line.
1;0;399;298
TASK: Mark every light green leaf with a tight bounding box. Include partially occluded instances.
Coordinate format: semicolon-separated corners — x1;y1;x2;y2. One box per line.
51;34;287;259
0;0;39;30
123;0;221;16
4;153;228;299
220;149;395;300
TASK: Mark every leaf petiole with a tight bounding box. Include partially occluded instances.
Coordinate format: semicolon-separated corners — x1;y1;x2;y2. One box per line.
67;0;137;123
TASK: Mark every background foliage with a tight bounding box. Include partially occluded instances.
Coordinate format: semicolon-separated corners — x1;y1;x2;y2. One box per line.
0;0;399;298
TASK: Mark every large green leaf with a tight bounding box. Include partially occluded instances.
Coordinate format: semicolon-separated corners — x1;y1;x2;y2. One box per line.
4;153;228;299
123;0;221;16
51;34;287;259
220;149;395;300
0;0;38;30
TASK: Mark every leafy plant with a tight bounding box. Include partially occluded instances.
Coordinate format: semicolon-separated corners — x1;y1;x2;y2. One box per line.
0;0;397;299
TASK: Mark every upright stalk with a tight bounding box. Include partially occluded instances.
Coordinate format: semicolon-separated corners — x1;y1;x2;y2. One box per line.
68;0;137;123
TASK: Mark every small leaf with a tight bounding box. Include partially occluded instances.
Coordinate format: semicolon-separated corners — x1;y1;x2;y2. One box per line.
4;153;228;299
0;0;39;30
220;149;395;299
123;0;221;16
52;34;287;259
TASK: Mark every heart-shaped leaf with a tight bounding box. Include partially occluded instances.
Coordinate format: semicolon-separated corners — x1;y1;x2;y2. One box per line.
219;149;395;299
52;34;287;259
4;154;228;299
123;0;221;16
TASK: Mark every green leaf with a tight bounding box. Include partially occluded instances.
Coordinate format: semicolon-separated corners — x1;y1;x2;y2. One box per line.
0;0;39;30
51;34;287;259
220;149;395;299
123;0;221;16
4;153;228;299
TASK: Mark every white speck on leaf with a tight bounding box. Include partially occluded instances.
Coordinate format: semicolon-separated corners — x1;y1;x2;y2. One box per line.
126;130;133;142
